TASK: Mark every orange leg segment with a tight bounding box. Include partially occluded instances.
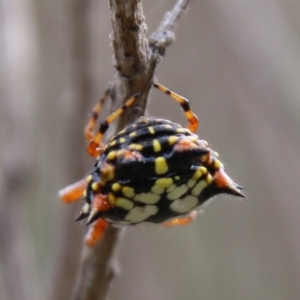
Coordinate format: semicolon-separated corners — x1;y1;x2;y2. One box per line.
84;88;110;142
85;218;108;247
153;82;199;133
87;93;139;157
163;211;197;227
59;178;86;203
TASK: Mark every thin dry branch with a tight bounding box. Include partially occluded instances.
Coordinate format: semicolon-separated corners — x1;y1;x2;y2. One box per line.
110;0;148;78
149;0;189;55
72;1;190;299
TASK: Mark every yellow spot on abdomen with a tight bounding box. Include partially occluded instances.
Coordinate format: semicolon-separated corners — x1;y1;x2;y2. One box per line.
155;177;173;188
153;139;161;152
192;167;207;180
151;185;164;195
116;149;126;157
101;164;115;181
118;128;126;135
164;124;173;130
206;174;213;185
108;140;117;147
176;128;185;134
213;159;223;170
82;203;90;213
168;136;179;146
112;182;122;192
125;205;158;223
191;180;207;196
107;150;117;161
188;136;198;143
166;184;176;193
108;193;117;206
169;195;198;213
129;131;137;137
187;179;196;188
122;186;135;198
167;184;188;200
91;182;98;191
116;198;134;210
155;157;169;175
134;193;160;204
201;154;213;164
148;126;155;134
128;143;143;151
151;177;173;194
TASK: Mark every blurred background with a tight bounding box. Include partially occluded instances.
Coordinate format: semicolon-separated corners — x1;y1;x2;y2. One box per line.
1;0;300;299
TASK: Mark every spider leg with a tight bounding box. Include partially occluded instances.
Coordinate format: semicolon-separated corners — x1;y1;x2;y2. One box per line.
59;178;86;203
83;192;111;246
163;211;197;227
87;93;139;157
153;82;199;133
85;218;108;247
84;88;110;142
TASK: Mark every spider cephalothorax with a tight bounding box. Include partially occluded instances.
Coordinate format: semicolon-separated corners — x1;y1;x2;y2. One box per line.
59;83;244;246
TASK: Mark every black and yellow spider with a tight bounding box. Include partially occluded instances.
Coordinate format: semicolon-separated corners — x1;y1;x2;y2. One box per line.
59;83;244;246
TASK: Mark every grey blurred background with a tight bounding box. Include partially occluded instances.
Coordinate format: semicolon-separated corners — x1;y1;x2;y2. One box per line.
1;0;300;299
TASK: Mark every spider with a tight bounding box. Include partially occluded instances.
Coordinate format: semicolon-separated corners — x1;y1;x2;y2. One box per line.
59;82;244;247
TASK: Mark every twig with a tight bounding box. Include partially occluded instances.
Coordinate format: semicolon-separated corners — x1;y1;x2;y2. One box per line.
72;0;190;299
110;0;148;78
149;0;190;55
72;226;123;300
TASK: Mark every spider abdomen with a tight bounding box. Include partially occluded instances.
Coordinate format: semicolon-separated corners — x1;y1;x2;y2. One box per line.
84;117;241;225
